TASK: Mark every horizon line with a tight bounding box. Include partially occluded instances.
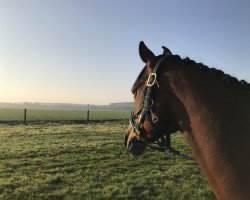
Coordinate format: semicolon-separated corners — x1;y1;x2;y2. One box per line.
0;101;133;106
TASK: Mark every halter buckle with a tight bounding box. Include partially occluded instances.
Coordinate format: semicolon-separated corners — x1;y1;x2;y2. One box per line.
147;73;157;87
152;115;159;123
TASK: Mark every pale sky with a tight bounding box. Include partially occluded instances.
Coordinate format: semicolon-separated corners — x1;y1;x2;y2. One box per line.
1;0;250;104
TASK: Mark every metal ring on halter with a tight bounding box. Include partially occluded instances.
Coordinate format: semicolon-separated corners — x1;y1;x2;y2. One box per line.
147;73;157;87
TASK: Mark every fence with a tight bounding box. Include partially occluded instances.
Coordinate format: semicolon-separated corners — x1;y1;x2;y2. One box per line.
0;109;130;124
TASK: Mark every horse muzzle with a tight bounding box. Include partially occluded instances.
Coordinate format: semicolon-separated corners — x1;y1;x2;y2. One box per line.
124;129;147;156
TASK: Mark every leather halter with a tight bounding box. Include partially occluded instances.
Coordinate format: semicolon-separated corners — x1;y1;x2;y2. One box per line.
130;55;194;160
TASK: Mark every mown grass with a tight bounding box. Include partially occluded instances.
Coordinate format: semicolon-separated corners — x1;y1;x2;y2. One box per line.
0;109;130;123
0;122;215;200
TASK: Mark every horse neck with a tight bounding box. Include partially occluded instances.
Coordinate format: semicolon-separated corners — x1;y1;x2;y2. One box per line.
162;63;250;200
164;63;249;132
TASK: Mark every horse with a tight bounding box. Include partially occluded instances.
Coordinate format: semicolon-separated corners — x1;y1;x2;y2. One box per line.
124;41;250;200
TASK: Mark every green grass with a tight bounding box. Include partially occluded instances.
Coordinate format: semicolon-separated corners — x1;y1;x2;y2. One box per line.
0;122;215;200
0;109;130;123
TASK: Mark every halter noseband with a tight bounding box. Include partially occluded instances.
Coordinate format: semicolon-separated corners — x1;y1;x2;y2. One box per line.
130;55;194;160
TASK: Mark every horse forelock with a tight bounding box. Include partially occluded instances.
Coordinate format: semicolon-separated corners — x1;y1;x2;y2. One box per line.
131;66;147;94
131;55;169;94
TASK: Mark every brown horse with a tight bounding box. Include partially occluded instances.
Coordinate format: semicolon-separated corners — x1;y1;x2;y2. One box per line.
124;41;250;200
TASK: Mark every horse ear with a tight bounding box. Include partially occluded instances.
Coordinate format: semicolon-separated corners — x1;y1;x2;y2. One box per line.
162;46;172;56
139;41;156;65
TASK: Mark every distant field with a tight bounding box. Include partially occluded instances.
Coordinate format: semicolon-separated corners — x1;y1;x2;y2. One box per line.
0;122;215;200
0;109;130;123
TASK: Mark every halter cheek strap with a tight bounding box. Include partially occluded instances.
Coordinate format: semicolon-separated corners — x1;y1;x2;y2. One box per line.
130;55;174;136
130;55;194;160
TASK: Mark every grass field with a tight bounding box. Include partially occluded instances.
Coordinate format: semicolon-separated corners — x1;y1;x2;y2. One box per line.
0;121;215;200
0;109;130;123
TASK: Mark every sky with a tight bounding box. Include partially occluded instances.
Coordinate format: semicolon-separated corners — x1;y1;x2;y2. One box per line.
0;0;250;105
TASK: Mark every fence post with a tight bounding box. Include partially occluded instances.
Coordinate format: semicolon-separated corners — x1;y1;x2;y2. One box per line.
86;110;90;123
24;109;27;125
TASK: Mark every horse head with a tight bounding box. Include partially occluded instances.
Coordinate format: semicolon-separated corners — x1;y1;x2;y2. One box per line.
124;41;182;156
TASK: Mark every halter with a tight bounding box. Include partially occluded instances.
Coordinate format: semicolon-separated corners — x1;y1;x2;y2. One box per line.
130;55;194;160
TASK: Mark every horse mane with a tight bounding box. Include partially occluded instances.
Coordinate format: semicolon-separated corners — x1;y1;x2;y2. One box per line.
183;57;250;90
131;55;250;94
